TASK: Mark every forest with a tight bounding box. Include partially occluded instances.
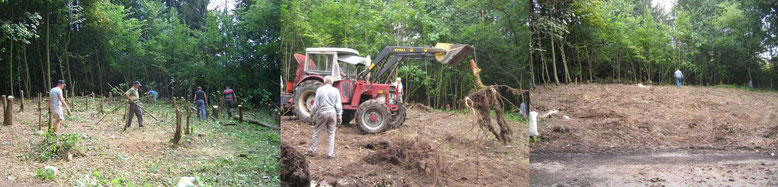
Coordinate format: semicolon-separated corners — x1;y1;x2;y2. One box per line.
530;0;778;89
0;0;280;107
280;0;530;109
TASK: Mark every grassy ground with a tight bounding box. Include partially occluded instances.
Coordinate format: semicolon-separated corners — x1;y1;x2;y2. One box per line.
0;97;279;186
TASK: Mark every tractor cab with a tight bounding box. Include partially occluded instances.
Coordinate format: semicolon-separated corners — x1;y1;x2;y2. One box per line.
302;48;370;82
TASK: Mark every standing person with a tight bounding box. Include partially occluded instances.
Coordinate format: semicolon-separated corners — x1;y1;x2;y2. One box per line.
674;69;683;88
222;86;237;117
49;80;71;133
124;81;144;128
307;76;342;159
193;87;208;120
145;90;158;105
749;80;754;89
393;77;403;101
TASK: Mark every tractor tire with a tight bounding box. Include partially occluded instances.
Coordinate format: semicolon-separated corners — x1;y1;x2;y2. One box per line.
341;110;355;126
355;100;391;133
389;102;406;128
294;80;323;124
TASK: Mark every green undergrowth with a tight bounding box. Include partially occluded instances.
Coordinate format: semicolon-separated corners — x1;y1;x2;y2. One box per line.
712;84;778;94
187;113;280;186
30;132;84;162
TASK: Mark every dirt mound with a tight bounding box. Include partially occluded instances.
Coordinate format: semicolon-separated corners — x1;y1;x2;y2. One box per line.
281;106;529;186
363;139;443;177
531;84;778;153
280;142;309;187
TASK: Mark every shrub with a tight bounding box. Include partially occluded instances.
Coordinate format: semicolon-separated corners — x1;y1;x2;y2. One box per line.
33;132;83;162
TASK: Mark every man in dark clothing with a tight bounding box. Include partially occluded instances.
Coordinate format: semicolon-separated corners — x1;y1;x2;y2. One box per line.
193;87;208;120
222;86;237;117
125;81;144;128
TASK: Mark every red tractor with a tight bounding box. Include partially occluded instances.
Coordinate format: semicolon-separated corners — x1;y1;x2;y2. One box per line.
282;43;474;133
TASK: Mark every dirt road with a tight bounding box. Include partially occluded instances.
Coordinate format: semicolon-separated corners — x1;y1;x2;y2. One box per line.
530;84;778;185
281;107;529;186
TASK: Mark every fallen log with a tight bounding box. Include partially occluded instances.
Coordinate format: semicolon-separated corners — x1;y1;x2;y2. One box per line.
232;115;280;130
94;103;127;125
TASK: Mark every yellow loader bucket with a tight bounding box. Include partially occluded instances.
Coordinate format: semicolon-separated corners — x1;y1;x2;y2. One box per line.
434;43;474;66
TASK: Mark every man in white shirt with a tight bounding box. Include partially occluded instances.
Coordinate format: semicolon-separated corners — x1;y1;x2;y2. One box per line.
307;76;342;159
49;80;71;133
674;69;683;88
393;77;403;101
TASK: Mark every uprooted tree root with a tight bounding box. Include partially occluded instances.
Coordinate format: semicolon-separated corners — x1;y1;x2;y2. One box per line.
363;139;447;183
281;142;310;187
465;85;525;144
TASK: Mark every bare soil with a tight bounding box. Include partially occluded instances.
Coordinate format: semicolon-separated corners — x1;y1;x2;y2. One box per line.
530;84;778;186
531;151;778;186
281;107;529;186
0;97;279;186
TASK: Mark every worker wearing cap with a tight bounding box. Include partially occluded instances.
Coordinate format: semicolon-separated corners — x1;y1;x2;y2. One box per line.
125;81;144;128
222;86;237;117
49;80;71;133
307;76;342;159
145;90;158;105
194;87;208;120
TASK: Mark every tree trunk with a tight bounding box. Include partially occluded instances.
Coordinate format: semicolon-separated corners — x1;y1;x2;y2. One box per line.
529;25;536;88
96;48;103;95
46;2;52;93
575;47;583;83
38;93;42;130
550;22;560;86
588;49;593;83
20;90;24;112
173;97;182;145
538;34;550;85
23;45;31;98
38;39;47;91
10;41;15;97
186;99;191;134
4;96;13;126
559;38;572;84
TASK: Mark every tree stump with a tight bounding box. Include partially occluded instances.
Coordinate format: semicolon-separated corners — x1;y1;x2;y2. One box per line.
123;102;129;120
238;105;244;123
1;95;6;115
185;97;191;134
173;97;183;145
4;96;13;125
20;90;24;112
38;93;42;130
212;106;219;119
99;97;105;114
48;108;52;132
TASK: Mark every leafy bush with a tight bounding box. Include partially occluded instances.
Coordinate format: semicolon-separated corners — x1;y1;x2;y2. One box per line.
35;166;57;180
33;132;83;162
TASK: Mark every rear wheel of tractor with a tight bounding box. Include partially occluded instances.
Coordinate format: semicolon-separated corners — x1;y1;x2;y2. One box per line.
341;111;355;126
356;100;391;133
389;102;406;128
294;80;323;124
